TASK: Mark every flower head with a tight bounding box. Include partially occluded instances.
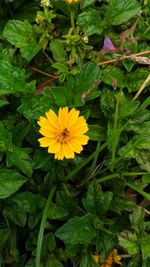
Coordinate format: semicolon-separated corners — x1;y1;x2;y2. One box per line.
92;249;121;267
38;107;89;160
65;0;79;4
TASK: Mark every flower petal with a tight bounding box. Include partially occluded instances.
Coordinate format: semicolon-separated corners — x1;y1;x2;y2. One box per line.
66;108;80;128
38;137;52;147
48;142;61;153
72;135;89;145
58;107;69;128
46;109;59;128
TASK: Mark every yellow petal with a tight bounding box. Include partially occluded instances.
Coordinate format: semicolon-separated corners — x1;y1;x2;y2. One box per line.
46;109;59;128
39;128;56;138
55;147;65;160
72;135;89;145
38;137;51;147
69;141;83;153
66;108;80;128
63;143;75;159
48;142;61;153
58;107;69;128
37;116;54;130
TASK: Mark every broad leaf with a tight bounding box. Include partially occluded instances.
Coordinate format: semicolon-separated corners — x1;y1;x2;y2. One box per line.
3;20;41;61
55;214;96;245
106;0;141;25
77;9;103;36
7;146;33;177
0;170;26;199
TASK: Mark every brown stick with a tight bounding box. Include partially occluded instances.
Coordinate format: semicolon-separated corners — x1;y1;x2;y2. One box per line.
98;50;150;66
31;66;59;79
133;73;150;100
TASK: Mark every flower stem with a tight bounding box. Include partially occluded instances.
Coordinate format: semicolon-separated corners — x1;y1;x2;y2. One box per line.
36;185;56;267
70;10;75;33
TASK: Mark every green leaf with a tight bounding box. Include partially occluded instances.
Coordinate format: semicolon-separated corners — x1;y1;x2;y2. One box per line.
47;205;69;219
0;169;26;199
55;214;96;245
3;20;41;61
126;70;149;92
80;0;96;9
0;123;12;152
7;146;33;177
83;183;113;217
141;235;150;260
88;125;106;141
46;255;63;267
0;99;9;108
50;39;67;63
11;192;40;213
18;89;55;120
3;203;27;226
0;228;9;251
0;57;35;95
118;231;139;255
106;0;141;25
101;67;125;88
80;254;97;267
50;86;68;106
77;9;103;36
75;62;101;105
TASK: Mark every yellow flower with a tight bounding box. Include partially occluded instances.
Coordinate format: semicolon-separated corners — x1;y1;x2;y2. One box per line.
65;0;79;4
38;107;89;160
93;249;121;267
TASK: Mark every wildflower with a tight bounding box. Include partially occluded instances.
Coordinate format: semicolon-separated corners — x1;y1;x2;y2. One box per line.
38;107;89;160
93;249;121;267
40;0;50;7
65;0;79;4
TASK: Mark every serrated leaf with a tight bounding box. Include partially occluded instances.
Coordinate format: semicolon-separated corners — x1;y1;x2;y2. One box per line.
18;89;55;120
118;232;139;255
7;146;33;177
55;214;96;245
3;20;41;61
77;9;103;36
0;170;26;199
141;235;150;260
0;58;35;95
106;0;141;25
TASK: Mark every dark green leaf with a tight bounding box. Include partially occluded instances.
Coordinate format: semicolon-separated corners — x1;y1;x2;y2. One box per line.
0;57;35;95
3;203;27;226
83;183;113;217
0;169;26;199
55;214;96;245
88;124;106;141
7;146;33;177
3;20;41;61
106;0;141;25
47;205;69;219
11;192;40;213
0;123;12;152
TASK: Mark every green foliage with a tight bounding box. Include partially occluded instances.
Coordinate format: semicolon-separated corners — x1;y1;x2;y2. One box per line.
0;0;150;267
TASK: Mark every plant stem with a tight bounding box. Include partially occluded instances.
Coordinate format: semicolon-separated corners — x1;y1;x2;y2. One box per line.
126;182;150;202
36;185;56;267
64;142;107;182
70;10;75;33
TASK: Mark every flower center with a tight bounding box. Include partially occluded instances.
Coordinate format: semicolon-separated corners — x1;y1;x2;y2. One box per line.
57;128;71;143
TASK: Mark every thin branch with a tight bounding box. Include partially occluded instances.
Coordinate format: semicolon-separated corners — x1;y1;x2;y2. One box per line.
31;66;59;79
98;50;150;66
133;73;150;100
